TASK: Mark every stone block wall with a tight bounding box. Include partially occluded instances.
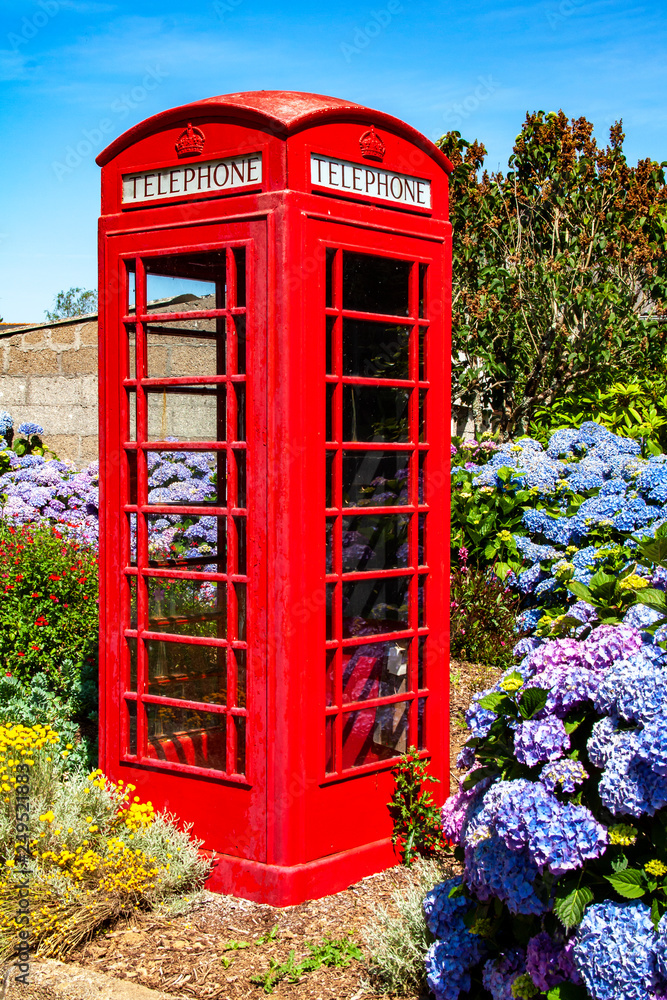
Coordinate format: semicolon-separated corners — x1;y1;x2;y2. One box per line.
0;318;98;466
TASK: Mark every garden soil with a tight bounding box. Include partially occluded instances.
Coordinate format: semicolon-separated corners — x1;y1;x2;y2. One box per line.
6;661;497;1000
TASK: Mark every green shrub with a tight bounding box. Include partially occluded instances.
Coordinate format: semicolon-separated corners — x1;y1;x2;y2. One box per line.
0;522;98;694
363;858;445;996
530;377;667;456
450;554;524;667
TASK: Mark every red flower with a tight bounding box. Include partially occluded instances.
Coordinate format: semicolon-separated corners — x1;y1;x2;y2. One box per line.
49;574;61;581
30;645;39;651
49;595;59;602
5;672;11;677
30;592;40;598
17;652;24;657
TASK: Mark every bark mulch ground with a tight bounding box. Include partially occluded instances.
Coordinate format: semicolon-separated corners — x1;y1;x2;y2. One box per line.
6;660;501;1000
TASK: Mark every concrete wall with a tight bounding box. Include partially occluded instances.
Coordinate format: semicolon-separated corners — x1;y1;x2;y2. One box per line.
0;318;98;466
0;311;482;467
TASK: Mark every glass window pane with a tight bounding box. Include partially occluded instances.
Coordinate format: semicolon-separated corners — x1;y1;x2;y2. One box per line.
146;385;224;443
418;575;426;627
146;640;227;705
342;320;410;380
326;316;336;375
233;716;246;775
326;516;336;574
234;583;247;641
342;575;410;637
419;513;426;566
127;512;137;565
126;452;138;506
419;328;426;381
418;635;427;689
341;514;409;572
232;247;246;307
418;263;427;319
146;319;222;379
127;577;137;630
342;640;408;703
325;715;336;774
419;390;427;442
326;451;335;508
144;251;225;310
234;383;246;441
146;704;226;771
342;386;410;442
326;383;336;442
147;577;226;638
125;699;137;755
326;583;336;640
126;636;137;691
342;702;408;769
418;696;427;750
326;649;336;706
235;649;246;707
342;451;409;507
234;450;246;508
234;516;247;574
342;252;410;316
326;247;336;308
126;325;136;379
235;314;246;375
147;450;223;506
126;265;136;314
126;389;136;441
146;513;225;569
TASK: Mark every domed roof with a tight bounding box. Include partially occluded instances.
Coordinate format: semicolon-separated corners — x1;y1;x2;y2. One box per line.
96;90;451;172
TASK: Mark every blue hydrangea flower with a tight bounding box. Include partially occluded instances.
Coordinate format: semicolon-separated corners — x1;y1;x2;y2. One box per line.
573;901;657;1000
424;881;487;1000
540;758;588;794
514;716;570;768
17;421;43;436
482;950;525;1000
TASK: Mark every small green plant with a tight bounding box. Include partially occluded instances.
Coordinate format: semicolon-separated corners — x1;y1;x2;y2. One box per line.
256;925;279;945
450;548;524;667
388;746;442;865
221;938;250;951
250;937;362;993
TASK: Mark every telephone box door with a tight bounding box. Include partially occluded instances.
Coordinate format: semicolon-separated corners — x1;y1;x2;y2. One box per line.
100;219;267;860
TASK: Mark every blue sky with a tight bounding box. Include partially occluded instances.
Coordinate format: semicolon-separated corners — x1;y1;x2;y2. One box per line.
0;0;665;322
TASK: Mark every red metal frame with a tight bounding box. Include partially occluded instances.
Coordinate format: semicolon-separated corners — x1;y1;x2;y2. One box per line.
98;92;451;905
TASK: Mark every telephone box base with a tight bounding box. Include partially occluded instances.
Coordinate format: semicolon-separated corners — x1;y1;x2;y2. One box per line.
203;837;398;906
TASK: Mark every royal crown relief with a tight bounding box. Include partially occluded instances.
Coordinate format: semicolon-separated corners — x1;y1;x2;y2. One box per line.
121;121;261;205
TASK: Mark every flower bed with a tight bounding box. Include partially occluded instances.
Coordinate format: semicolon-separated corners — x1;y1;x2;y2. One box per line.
426;566;667;999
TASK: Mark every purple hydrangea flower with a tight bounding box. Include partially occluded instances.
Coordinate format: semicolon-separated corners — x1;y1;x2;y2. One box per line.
514;716;570;768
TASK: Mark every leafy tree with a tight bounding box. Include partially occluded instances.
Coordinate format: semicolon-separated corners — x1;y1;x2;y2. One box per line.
438;112;667;437
45;287;98;322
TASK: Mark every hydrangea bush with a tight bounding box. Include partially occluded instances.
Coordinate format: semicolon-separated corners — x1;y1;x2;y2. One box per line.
454;422;667;640
427;598;667;999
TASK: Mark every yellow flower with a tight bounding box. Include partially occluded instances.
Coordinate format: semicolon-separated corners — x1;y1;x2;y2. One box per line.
645;860;667;877
5;860;15;868
619;574;649;591
609;824;638;847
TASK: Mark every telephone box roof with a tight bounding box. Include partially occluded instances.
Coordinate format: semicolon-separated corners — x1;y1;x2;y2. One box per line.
96;90;453;173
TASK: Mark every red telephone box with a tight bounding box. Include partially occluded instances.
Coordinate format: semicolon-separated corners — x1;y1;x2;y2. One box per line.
96;91;452;906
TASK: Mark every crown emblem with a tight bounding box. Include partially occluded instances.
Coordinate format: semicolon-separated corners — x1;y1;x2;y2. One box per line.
175;123;205;158
359;126;386;162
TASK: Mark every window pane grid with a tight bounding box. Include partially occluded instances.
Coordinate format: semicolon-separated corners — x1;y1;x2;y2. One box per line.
324;249;430;778
122;246;249;777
